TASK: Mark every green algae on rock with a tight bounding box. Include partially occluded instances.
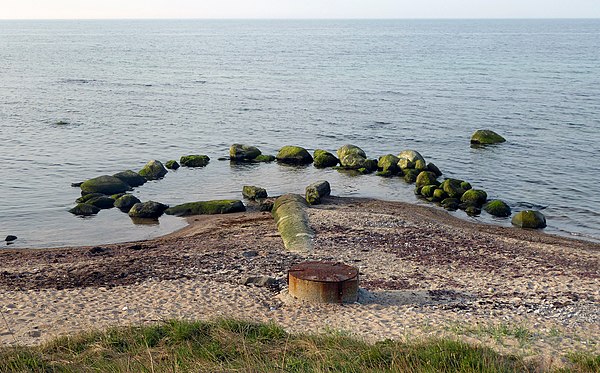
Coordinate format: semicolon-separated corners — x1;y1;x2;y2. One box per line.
416;171;439;188
397;149;426;164
85;196;115;209
80;175;131;195
305;180;331;205
229;144;262;161
470;129;506;145
69;203;101;216
252;154;276;163
483;200;512;217
420;185;438;198
180;155;210;168
76;192;104;204
276;145;313;165
441;198;460;211
165;160;180;170
377;154;400;175
165;200;246;217
403;169;420;183
128;201;169;219
242;186;268;200
460;189;488;207
432;188;447;201
512;210;547;229
138;160;168;180
441;178;467;199
313;149;338;168
113;170;146;187
114;194;141;212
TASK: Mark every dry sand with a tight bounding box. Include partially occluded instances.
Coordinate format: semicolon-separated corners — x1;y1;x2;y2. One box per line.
1;197;598;368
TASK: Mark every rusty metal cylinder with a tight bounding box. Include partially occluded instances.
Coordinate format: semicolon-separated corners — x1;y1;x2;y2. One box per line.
288;261;359;304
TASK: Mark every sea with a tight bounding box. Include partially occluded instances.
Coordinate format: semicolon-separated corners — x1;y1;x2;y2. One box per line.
1;19;599;248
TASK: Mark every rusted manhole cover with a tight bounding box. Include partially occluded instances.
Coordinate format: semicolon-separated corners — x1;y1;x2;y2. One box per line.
288;261;359;303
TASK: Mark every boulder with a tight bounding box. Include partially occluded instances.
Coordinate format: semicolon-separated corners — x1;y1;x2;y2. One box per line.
242;186;268;200
128;201;169;219
76;193;105;204
465;205;482;216
313;149;338;168
398;159;415;170
305;180;331;205
258;198;275;212
471;130;506;145
114;194;141;212
420;185;437;198
69;203;101;216
432;188;447;201
414;159;427;171
337;145;374;171
252;155;275;162
460;181;472;191
460;189;488;207
337;144;366;160
243;276;278;288
511;210;546;229
483;200;511;217
377;154;400;175
180;155;210;167
397;149;425;164
416;171;439;188
403;169;420;183
138;160;168;180
85;196;115;209
80;175;130;195
427;163;443;177
165;160;180;170
441;179;467;199
441;198;460;211
276;145;313;165
5;235;17;242
113;170;146;187
230;144;262;161
165;200;246;217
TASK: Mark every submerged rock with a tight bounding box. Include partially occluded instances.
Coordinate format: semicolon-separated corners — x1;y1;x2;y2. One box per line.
76;193;105;204
85;196;115;209
128;201;169;219
252;154;276;162
242;186;268;200
113;170;146;187
230;144;262;161
114;194;141;212
165;160;180;170
80;175;130;195
313;149;338;168
512;210;546;229
484;200;512;217
276;146;313;165
69;203;101;216
165;200;246;217
180;155;210;167
471;129;506;145
441;198;460;211
305;180;331;205
138;160;168;180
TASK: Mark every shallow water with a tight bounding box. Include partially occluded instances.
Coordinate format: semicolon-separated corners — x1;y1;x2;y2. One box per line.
1;19;599;248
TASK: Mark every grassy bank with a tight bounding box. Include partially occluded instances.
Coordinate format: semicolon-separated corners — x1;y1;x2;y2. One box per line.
1;319;598;372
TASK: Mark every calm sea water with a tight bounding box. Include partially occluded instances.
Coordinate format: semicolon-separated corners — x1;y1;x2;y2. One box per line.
1;19;599;248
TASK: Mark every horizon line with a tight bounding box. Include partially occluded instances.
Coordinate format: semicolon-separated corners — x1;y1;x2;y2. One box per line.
1;17;600;21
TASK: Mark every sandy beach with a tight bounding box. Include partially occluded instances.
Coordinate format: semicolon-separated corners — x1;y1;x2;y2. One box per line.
1;197;598;368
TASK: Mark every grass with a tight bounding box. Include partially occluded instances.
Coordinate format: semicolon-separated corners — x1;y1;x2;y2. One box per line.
0;319;597;372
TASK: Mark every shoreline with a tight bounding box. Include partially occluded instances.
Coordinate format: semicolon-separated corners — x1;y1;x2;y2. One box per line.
1;196;598;367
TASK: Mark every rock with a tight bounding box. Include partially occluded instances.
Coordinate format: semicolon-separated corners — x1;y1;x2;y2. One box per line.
398;159;415;170
484;200;512;217
397;149;425;164
414;159;427;171
313;149;339;168
460;189;488;207
165;160;180;170
114;194;141;212
420;185;438;198
71;182;83;187
427;163;442;177
180;155;210;167
471;130;506;145
85;196;115;209
416;171;439;188
243;276;277;288
80;175;131;195
242;250;259;258
305;180;331;205
128;201;169;219
465;205;482;216
377;154;400;175
165;200;246;217
230;144;262;161
441;198;460;211
76;193;105;204
276;146;313;165
441;179;467;199
337;145;372;170
138;160;168;180
5;235;17;242
258;198;275;212
242;186;268;200
252;155;275;162
432;188;447;201
69;203;101;216
112;170;146;188
272;194;313;252
403;169;420;183
460;181;472;191
512;210;547;229
337;144;366;160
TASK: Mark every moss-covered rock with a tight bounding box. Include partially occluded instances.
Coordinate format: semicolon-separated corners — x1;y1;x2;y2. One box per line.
377;154;400;175
242;186;268;200
180;155;210;167
441;198;460;211
165;160;180;170
416;171;439;188
128;201;169;219
427;163;443;177
276;146;313;165
460;189;488;206
403;169;420;183
313;150;338;168
165;200;246;217
471;130;506;145
441;178;467;199
138;160;168;180
337;144;366;160
80;175;131;195
252;155;275;163
483;200;511;217
465;205;482;216
76;193;104;204
305;180;331;205
460;181;472;191
272;194;313;252
414;159;427;171
398;149;425;164
114;194;141;212
336;144;369;169
113;170;146;187
511;210;546;229
420;185;438;197
230;144;262;161
398;159;415;170
85;196;115;209
432;188;447;201
69;203;101;216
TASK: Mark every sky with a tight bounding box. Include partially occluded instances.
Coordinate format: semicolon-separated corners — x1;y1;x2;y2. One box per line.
1;0;600;20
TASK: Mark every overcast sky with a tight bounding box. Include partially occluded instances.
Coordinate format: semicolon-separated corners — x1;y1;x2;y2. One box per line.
1;0;600;20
